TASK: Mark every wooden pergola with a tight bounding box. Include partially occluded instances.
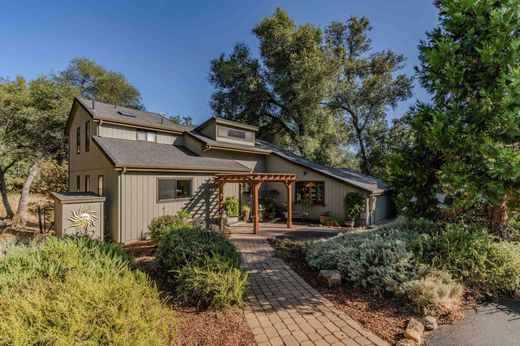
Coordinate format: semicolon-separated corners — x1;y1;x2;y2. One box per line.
214;173;296;234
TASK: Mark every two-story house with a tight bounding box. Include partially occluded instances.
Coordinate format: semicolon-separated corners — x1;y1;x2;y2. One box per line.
65;97;393;243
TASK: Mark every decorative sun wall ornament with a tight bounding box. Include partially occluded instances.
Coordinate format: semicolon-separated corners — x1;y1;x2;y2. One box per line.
68;206;98;233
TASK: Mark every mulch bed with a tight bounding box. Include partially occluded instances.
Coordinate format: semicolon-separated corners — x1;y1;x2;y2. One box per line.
270;241;422;344
124;240;254;346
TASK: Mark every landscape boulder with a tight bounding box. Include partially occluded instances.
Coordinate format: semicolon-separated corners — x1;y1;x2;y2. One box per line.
422;315;438;331
317;270;341;288
404;318;425;344
396;339;418;346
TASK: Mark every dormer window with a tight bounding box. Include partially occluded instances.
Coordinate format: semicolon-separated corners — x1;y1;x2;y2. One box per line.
217;126;254;142
228;128;246;139
137;129;157;142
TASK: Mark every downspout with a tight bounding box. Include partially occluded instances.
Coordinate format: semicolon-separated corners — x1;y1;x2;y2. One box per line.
119;167;126;244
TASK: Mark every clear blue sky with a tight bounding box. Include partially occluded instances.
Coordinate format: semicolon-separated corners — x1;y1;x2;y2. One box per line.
1;0;438;124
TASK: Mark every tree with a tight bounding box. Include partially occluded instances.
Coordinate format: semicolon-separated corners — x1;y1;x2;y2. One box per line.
209;8;349;166
388;0;520;239
325;17;413;175
60;58;144;110
168;115;193;126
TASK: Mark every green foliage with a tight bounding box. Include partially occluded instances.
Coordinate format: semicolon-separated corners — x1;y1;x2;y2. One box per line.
209;8;349;167
148;211;194;242
413;223;520;296
59;57;143;109
388;0;520;231
223;196;239;217
156;228;242;273
344;192;365;221
32;160;68;194
306;219;435;292
400;270;463;318
175;257;248;309
268;238;307;260
0;236;174;345
321;216;340;227
155;228;246;309
260;190;280;218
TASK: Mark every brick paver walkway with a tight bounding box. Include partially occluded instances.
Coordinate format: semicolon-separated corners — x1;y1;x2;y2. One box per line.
231;234;388;346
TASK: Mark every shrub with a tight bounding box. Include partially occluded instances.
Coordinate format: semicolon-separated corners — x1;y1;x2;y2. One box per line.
156;228;242;272
148;211;194;242
223;197;239;217
400;270;464;319
306;219;433;292
268;238;307;260
155;228;246;309
0;236;174;345
322;216;340;227
412;223;520;296
175;257;248;309
344;192;365;222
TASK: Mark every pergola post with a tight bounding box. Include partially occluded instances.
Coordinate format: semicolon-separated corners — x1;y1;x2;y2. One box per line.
252;181;260;234
217;182;224;213
285;181;293;228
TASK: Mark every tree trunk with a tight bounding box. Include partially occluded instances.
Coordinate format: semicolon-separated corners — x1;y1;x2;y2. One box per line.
0;170;14;219
355;127;372;175
490;196;509;241
15;162;39;226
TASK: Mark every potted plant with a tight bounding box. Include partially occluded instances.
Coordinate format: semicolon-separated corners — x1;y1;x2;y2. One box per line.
296;193;313;220
242;204;251;221
319;211;330;225
344;192;365;228
223;197;240;225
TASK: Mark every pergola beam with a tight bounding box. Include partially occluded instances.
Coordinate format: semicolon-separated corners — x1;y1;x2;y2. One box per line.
214;173;296;233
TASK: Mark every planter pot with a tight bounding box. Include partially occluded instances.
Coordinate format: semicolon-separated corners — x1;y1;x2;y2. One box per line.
242;211;251;222
226;216;240;225
344;220;355;228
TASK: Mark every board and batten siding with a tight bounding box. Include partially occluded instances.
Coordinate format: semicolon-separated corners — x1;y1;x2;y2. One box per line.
120;172;221;242
264;154;369;222
68;105;120;241
98;123;183;145
204;149;266;172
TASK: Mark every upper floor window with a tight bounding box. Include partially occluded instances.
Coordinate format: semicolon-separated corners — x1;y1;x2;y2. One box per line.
137;129;157;142
76;127;81;154
217;126;253;141
85;121;90;152
295;181;325;205
85;175;90;192
98;175;104;196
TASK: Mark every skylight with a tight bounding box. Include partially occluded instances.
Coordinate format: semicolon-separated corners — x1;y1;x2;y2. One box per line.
117;110;135;117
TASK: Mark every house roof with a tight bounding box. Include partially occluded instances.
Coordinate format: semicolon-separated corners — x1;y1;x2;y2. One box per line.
194;117;259;132
69;98;190;134
93;136;251;172
187;130;272;154
256;140;387;194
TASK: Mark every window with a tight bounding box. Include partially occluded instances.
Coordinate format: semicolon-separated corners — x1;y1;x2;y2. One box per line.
98;175;104;196
137;129;157;142
228;128;246;139
76;175;81;192
85;175;90;192
85;121;90;152
76;127;81;154
157;178;192;202
295;181;325;205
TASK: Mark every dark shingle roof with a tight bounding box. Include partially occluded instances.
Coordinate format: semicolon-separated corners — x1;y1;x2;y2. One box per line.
93;136;250;172
76;98;190;133
256;140;387;194
187;131;272;154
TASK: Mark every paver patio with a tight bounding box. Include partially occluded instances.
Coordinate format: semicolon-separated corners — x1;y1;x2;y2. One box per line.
231;234;388;346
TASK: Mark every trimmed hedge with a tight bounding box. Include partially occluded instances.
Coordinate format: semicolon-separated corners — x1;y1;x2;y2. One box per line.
0;236;174;345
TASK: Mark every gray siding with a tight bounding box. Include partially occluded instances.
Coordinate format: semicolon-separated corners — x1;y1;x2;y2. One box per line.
265;154;369;223
120;172;224;242
204;149;266;172
98;123;183;145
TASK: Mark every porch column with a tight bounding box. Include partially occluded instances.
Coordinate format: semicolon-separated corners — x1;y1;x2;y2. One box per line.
285;181;292;228
252;181;260;234
217;182;224;213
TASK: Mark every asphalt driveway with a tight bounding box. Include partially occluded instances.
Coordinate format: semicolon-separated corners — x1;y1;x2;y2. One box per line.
425;300;520;346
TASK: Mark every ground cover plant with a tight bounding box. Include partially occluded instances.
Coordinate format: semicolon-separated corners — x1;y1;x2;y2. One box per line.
303;218;520;318
0;236;174;345
156;227;247;309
